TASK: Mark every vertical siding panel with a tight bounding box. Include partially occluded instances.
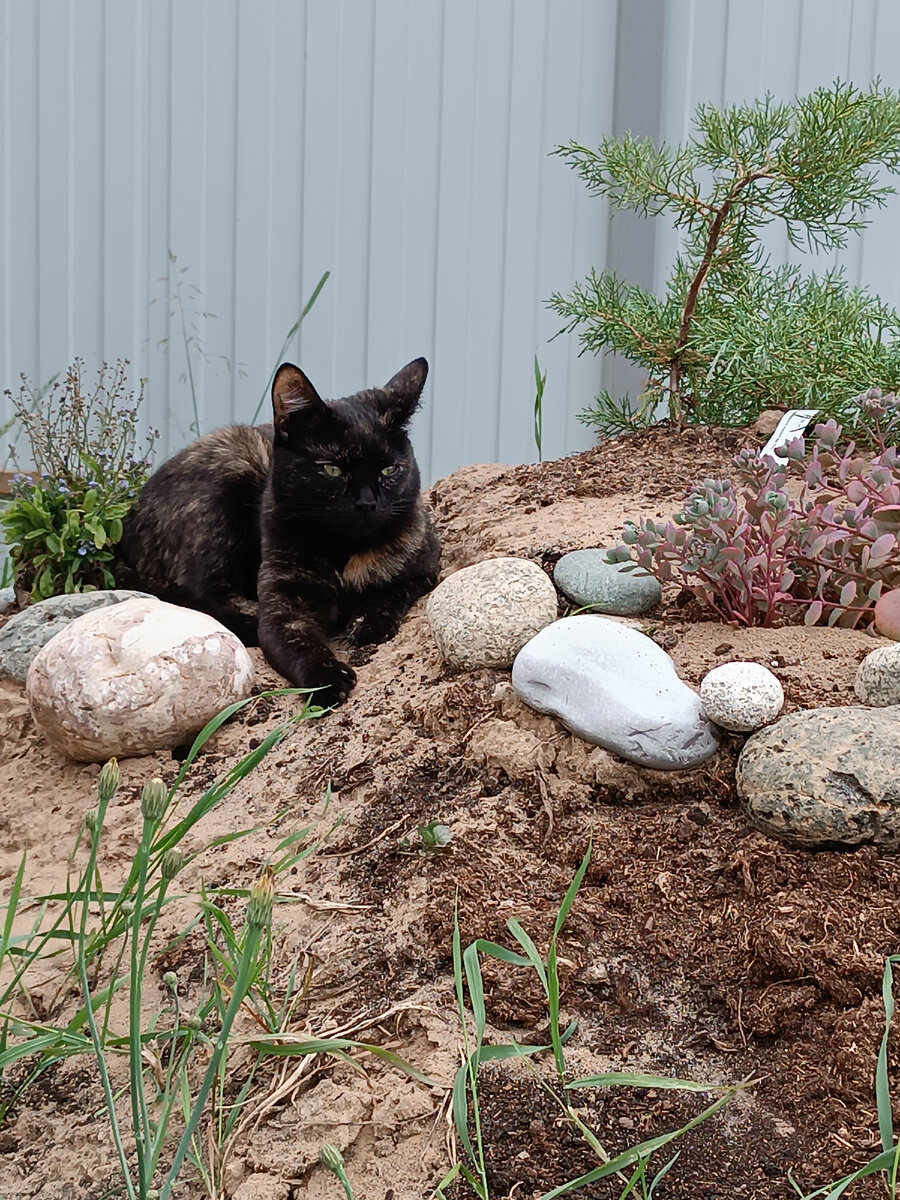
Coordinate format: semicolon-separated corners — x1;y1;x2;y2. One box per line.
536;1;617;461
6;0;40;388
103;1;143;378
36;0;72;386
68;1;106;381
863;1;900;306
144;0;174;455
400;0;445;476
331;0;376;393
299;0;344;399
231;0;279;428
562;0;619;454
166;0;210;440
199;0;241;424
429;0;478;480
496;0;549;466
462;0;513;466
0;0;12;433
256;0;306;421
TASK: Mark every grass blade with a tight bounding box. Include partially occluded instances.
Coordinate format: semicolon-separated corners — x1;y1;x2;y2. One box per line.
536;1088;740;1199
567;1072;737;1092
876;955;899;1153
251;271;330;423
553;845;591;938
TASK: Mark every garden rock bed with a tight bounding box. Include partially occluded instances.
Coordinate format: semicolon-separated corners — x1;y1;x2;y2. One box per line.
1;422;898;1200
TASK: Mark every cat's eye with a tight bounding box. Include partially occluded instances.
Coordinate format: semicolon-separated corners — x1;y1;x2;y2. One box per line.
320;463;343;477
381;464;399;476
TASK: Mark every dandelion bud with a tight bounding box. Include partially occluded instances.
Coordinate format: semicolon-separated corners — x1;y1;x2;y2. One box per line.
83;807;101;834
319;1144;346;1173
185;1013;202;1031
162;971;177;991
246;867;275;930
120;899;135;918
160;849;185;881
140;778;168;824
97;758;120;803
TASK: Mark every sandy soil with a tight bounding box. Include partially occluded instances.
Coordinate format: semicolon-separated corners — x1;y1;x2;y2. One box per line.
1;422;898;1200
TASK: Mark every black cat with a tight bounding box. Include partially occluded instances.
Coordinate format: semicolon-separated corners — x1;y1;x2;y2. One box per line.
116;358;440;705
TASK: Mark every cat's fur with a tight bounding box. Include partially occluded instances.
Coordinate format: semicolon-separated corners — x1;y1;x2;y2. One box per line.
116;358;440;705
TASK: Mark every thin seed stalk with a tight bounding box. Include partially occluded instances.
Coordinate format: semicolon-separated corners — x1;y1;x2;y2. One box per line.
76;808;138;1200
129;820;157;1191
159;920;265;1200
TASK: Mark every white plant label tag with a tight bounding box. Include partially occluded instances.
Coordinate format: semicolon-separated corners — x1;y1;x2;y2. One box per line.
759;409;820;463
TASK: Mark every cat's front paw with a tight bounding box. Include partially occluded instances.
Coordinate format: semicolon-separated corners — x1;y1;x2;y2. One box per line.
303;655;357;708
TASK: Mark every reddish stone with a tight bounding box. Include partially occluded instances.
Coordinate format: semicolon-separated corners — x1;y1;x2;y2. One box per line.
874;588;900;641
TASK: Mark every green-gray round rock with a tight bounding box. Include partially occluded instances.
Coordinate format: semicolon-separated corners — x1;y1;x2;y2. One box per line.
0;590;152;684
553;549;661;615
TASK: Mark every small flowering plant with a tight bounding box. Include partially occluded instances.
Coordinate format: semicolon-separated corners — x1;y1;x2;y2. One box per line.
2;359;157;600
610;413;900;627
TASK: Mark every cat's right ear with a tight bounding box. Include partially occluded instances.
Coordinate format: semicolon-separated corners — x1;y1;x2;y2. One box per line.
271;363;327;436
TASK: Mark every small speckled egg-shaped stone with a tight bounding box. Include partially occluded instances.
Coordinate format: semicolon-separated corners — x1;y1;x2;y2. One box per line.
700;661;784;732
854;643;900;706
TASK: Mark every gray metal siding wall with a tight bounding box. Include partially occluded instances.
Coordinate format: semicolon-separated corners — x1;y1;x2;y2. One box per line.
0;0;618;483
5;1;900;486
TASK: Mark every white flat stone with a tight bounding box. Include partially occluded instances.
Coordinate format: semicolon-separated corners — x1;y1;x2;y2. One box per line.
511;614;718;770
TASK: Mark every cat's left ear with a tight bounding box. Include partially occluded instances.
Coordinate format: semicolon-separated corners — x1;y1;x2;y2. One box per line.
377;358;429;427
271;363;328;436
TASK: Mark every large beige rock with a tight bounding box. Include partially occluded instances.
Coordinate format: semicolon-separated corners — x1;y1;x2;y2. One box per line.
426;557;558;670
26;597;254;761
737;706;900;847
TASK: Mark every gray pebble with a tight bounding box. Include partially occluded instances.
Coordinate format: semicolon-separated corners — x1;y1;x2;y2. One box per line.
553;549;661;615
0;590;152;684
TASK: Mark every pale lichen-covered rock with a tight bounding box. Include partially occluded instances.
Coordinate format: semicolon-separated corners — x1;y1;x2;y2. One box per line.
700;661;784;731
854;643;900;707
737;706;900;847
26;597;254;761
426;557;558;669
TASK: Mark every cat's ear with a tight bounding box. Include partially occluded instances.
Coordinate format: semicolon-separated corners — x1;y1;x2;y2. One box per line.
271;363;327;435
377;358;428;427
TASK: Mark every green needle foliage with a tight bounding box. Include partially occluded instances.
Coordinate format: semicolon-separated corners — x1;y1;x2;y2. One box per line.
549;81;900;433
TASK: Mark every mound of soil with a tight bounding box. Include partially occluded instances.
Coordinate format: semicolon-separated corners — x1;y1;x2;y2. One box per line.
1;422;897;1200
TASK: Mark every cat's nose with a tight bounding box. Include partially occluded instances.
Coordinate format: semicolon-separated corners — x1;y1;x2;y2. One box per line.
355;486;377;513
